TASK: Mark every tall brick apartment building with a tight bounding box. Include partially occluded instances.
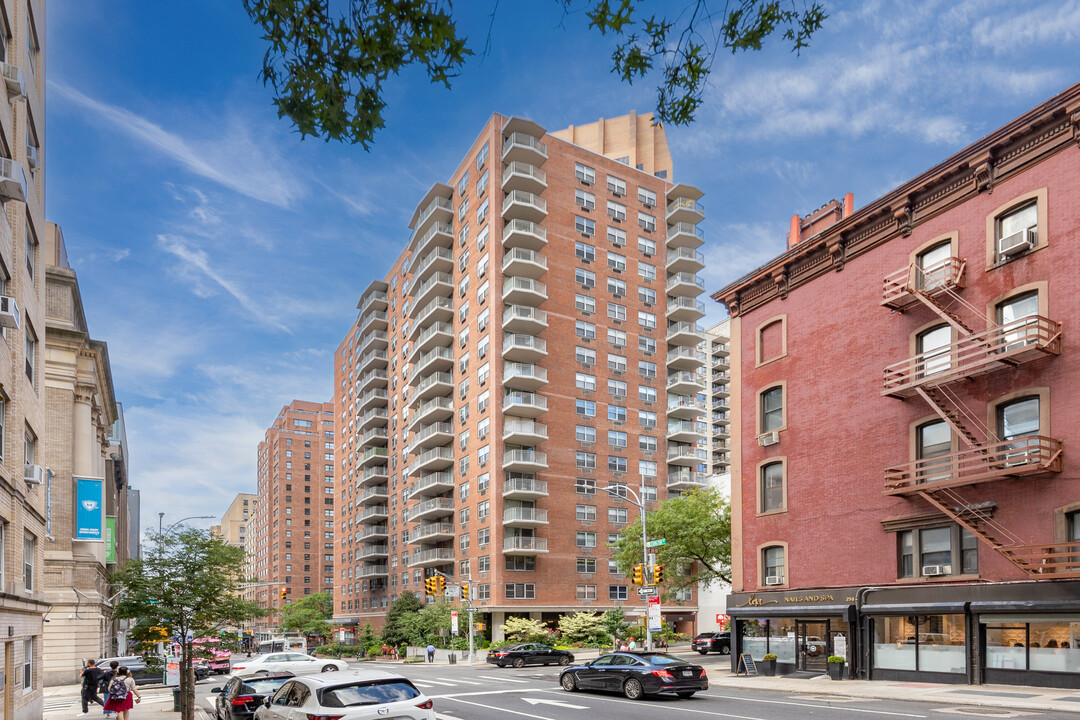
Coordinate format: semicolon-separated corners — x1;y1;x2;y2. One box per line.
333;112;707;639
249;401;336;636
714;84;1080;687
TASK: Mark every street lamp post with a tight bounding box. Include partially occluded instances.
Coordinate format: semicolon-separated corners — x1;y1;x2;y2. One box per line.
162;515;216;536
602;483;654;650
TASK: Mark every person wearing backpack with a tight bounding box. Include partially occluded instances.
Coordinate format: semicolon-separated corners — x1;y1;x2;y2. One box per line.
98;660;119;718
102;666;141;719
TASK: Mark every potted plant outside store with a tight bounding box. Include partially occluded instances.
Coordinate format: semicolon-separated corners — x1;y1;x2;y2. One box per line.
827;655;845;680
760;653;777;676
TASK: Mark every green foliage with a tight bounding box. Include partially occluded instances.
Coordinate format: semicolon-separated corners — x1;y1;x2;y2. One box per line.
403;657;425;663
499;615;550;643
357;623;377;650
827;655;845;663
244;0;826;146
557;612;609;646
112;529;264;720
601;608;631;643
610;487;731;602
279;591;333;637
381;592;424;647
763;653;778;661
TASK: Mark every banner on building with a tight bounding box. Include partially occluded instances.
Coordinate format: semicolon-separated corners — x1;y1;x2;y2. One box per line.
75;478;105;540
105;516;117;562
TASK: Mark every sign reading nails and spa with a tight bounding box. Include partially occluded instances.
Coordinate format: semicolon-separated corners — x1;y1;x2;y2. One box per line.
75;477;105;540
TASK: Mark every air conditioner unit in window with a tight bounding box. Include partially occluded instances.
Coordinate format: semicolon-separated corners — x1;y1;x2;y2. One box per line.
764;575;784;586
998;228;1036;257
24;464;45;485
757;431;780;447
25;145;37;169
0;157;28;203
0;295;20;328
921;565;947;576
1;62;25;98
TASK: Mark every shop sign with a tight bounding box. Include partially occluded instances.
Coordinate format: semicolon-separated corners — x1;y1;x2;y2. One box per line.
75;478;105;540
732;587;861;608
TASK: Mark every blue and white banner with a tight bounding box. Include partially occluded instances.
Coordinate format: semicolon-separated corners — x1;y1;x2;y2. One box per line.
75;477;104;540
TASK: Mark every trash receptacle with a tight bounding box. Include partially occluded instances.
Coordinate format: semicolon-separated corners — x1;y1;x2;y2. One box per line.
172;688;181;711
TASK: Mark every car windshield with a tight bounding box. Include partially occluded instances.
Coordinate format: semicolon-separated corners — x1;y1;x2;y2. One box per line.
239;678;290;695
642;654;690;666
319;680;421;708
696;633;715;639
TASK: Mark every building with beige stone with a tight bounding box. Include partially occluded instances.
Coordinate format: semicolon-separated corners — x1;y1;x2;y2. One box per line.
214;493;254;548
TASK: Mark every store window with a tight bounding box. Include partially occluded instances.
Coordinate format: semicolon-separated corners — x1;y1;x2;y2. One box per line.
873;615;966;673
982;617;1080;674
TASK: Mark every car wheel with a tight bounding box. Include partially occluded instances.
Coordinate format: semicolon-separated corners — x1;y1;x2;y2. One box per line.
512;657;525;669
561;673;578;692
321;664;339;672
720;644;731;656
497;662;506;668
558;656;571;666
623;678;644;700
697;649;708;655
677;691;696;699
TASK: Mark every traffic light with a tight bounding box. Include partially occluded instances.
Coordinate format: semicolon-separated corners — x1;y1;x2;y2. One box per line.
436;576;446;595
424;577;438;596
632;564;644;585
461;582;471;601
652;565;664;584
279;587;287;600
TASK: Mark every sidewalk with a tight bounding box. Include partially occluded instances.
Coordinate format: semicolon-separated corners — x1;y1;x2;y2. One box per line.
43;682;213;719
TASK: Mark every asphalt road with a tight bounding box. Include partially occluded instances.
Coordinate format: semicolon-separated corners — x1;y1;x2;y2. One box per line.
194;657;1080;720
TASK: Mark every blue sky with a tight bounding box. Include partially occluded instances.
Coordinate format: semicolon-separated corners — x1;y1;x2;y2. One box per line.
45;1;1080;531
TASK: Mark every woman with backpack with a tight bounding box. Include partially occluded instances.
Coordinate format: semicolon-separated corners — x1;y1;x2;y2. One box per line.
102;666;141;719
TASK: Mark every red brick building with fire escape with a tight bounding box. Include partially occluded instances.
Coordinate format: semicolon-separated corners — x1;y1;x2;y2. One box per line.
714;83;1080;688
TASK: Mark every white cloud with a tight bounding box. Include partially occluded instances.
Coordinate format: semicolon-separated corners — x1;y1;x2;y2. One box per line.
973;0;1080;50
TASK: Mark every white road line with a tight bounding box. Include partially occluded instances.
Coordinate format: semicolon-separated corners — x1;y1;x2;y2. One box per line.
447;678;482;685
417;679;459;686
702;693;927;717
478;675;528;682
439;696;559;720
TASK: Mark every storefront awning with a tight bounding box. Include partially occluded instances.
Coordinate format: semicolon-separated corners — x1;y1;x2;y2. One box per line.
971;599;1080;614
860;601;967;615
728;604;855;619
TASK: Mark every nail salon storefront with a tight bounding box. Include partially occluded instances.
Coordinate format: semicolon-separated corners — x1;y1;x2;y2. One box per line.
728;580;1080;688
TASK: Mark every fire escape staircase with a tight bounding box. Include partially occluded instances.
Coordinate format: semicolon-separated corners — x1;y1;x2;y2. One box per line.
882;258;1074;578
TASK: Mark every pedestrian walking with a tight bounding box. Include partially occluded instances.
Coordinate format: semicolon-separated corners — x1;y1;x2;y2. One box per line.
102;666;141;720
77;660;105;716
426;644;435;663
99;660;120;718
628;637;638;651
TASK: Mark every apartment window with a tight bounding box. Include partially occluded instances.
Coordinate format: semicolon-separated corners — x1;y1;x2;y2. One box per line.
575;400;596;417
575;373;596;391
23;533;34;591
477;555;490;573
609;585;628;601
576;532;597;548
638;212;656;232
575;163;595;184
915;241;952;290
477;361;490;385
477;528;490;547
477;168;489;195
638;236;656;255
575;294;596;314
476;198;489;224
476;143;489;170
459;533;470;551
577;558;596;573
607;303;627;322
607;176;626;195
639;361;657;379
608;507;628;524
478;500;489;520
762;545;785;584
760;462;784;513
996;291;1039;349
458;430;470;451
638;261;656;281
608;405;627;423
761;386;783;432
916;420;951;483
457;170;469;196
608;226;626;246
638;288;657;306
639;459;657;476
22;637;31;691
477;445;489;466
897;525;978;578
638;336;656;354
458;275;470;298
576;242;596;262
608;456;627;473
639;436;657;452
608;379;627;398
459;482;470;501
477;335;490;357
477;254;489;278
639;410;657;428
575;346;596;365
638;311;656;330
638;187;656;207
23;428;35;473
576;188;596;211
917;324;951;376
575;321;596;340
576;584;597;600
638;386;657;403
607;277;626;296
24;321;35;383
607;353;627;372
477;472;489;493
576;478;596;495
576;215;595;236
607;200;626;222
477;225;489;251
607;252;627;272
576;452;596;470
994;200;1038;262
506;555;535;571
997;396;1040;462
608;430;627;448
477;417;489;439
576;504;597;521
458;197;470;223
575;268;596;288
608;328;627;347
458;223;470;247
505;583;535;600
459;456;470;475
576;425;596;443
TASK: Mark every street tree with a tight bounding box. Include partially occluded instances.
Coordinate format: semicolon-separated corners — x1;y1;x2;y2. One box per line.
557;611;608;646
243;0;826;147
499;615;549;643
610;487;731;601
112;529;264;720
279;590;333;639
380;591;424;648
602;608;632;648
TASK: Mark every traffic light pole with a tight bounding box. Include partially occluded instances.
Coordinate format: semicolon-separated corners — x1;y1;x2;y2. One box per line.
430;569;476;663
603;484;652;651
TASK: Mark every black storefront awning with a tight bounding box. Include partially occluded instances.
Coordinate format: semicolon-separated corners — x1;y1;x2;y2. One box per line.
728;604;855;619
970;599;1080;614
861;601;968;615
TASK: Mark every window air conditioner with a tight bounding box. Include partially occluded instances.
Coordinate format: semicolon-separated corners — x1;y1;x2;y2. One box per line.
921;565;947;576
998;228;1035;257
757;431;780;447
25;145;37;169
24;464;45;485
0;157;27;203
0;295;20;329
764;575;784;586
1;62;25;98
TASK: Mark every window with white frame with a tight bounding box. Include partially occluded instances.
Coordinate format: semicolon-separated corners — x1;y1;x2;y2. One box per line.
576;215;595;236
575;399;596;417
638;187;656;207
476;197;489;224
607;251;626;272
477;225;489;251
576;241;596;262
607;353;627;372
608;430;627;448
575;294;596;313
576;504;597;521
23;533;34;592
477;307;489;331
576;478;596;495
639;410;657;427
575;373;596;391
639;385;657;403
607;176;626;195
576;531;597;547
607;303;626;322
608;328;627;347
576;425;596;443
576;452;596;470
575;346;596;365
576;188;596;211
609;585;628;600
638;211;655;232
608;507;628;523
638;287;656;305
608;226;626;246
575;321;596;339
575;163;595;184
640;459;658;476
638;336;657;354
607;200;626;222
638;311;656;329
476;143;489;169
608;379;627;398
638;236;656;255
608;405;627;423
607;277;626;297
477;168;489;196
639;360;657;379
577;557;597;573
638;261;656;281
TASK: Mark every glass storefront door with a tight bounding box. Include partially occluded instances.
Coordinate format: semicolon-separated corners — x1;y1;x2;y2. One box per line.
796;620;829;672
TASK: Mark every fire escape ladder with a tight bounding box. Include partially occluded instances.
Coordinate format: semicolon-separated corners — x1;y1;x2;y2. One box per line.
912;289;976;336
916;386;990;449
916;487;1033;575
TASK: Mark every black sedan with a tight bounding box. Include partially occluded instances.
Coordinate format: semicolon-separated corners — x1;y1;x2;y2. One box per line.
211;673;293;720
691;631;731;655
96;656;210;685
487;643;575;668
560;652;707;700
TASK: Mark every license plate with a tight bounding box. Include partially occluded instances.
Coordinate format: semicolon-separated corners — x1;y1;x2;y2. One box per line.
681;670;692;677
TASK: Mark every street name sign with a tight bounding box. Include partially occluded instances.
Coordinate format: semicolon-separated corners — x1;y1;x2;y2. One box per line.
645;539;667;547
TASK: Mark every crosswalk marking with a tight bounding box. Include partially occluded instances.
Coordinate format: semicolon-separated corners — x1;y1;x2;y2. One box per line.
416;679;458;686
478;675;527;683
448;678;482;685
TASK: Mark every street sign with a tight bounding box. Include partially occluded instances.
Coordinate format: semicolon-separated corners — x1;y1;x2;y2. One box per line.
645;539;666;548
466;607;478;613
451;611;459;634
647;596;662;632
445;585;460;598
637;586;657;597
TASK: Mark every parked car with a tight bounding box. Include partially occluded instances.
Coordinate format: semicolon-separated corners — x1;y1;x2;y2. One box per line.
691;631;731;655
253;669;434;720
95;655;210;685
486;643;574;668
559;652;708;700
231;652;348;676
211;673;293;720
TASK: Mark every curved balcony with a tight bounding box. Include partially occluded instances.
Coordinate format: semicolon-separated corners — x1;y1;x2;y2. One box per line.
412;347;454;380
359;289;388;314
358;427;388;449
412;195;453;239
667;321;704;346
667;346;707;371
667;445;709;467
503;507;548;528
711;382;730;399
667;222;705;250
411;297;454;336
666;247;705;274
358;564;388;578
502;131;548;166
503;420;548;445
502;334;547;363
503;218;547;251
359;329;389;353
356;408;388;433
357;486;389;506
411;471;454;498
667;395;706;419
666;297;705;322
358;544;389;559
409;397;454;430
410;321;453;361
356;465;388;487
884;435;1063;495
358;388;388;412
502;536;549;555
411;497;455;522
409;422;454;453
356;368;388;395
358;446;389;468
502;190;547;224
502;277;547;305
359;309;388;333
503;391;547;418
412;372;453;403
413;246;454;285
410;272;454;317
667;272;706;297
359;505;389;522
503;476;548;500
407;548;456;568
409;522;455;544
667;198;705;225
502;161;547;194
502;247;548;279
711;341;730;358
358;524;389;541
413;221;454;259
667;469;708;492
503;362;547;391
503;449;547;472
503;305;548;335
667;370;705;395
408;447;454;475
667;420;708;443
357;348;388;374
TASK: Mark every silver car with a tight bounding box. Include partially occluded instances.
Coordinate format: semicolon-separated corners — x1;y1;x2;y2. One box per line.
254;670;435;720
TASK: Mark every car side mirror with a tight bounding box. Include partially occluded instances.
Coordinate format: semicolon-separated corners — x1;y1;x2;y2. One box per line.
264;698;272;708
211;687;223;694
